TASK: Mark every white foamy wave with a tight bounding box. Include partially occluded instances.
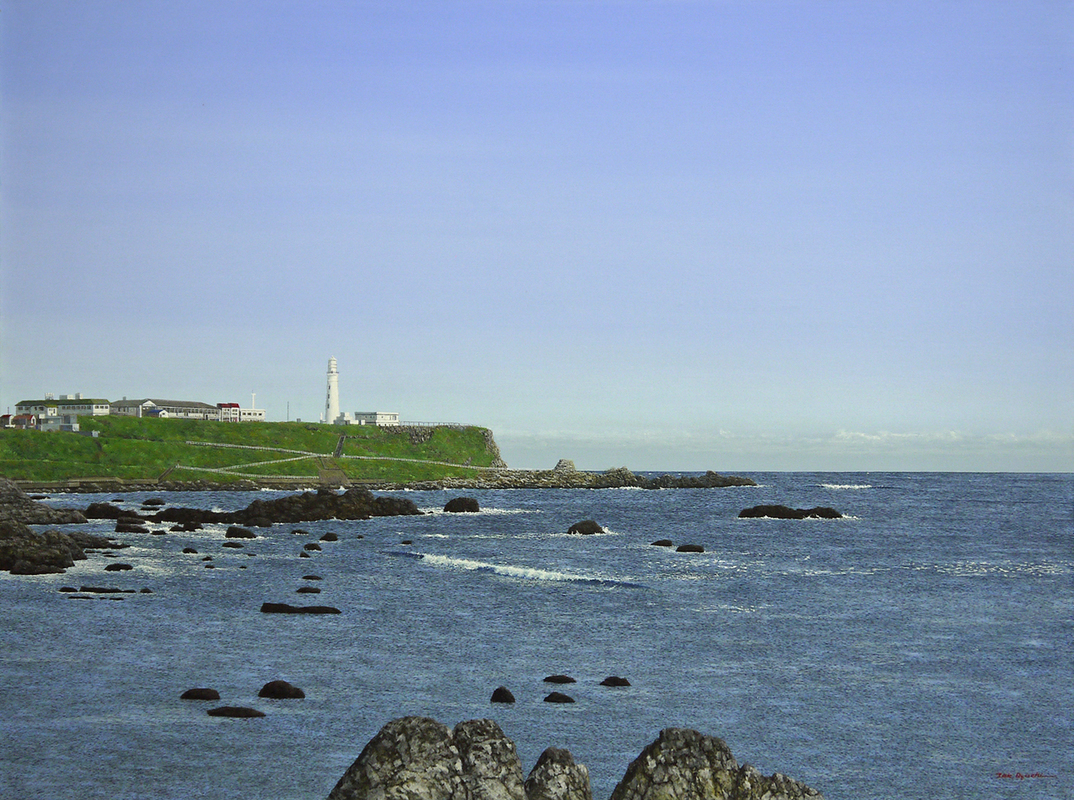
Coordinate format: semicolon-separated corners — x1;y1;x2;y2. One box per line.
416;507;541;516
409;553;642;587
820;484;873;490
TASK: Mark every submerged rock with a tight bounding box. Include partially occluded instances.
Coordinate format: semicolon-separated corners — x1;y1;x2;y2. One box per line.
180;688;220;701
206;706;265;718
259;602;340;614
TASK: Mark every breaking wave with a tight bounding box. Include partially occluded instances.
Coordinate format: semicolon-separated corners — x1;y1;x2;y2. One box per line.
392;552;645;588
820;484;873;490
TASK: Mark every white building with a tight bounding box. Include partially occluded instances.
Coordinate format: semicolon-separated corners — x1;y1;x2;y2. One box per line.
16;393;111;419
110;398;264;422
353;411;400;426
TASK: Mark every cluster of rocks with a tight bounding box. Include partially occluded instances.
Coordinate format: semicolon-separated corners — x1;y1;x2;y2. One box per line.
491;674;631;705
0;479;121;574
327;716;823;800
181;679;304;718
80;486;422;529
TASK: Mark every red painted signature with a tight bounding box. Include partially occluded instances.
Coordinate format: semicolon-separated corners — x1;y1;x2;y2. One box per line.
995;772;1057;780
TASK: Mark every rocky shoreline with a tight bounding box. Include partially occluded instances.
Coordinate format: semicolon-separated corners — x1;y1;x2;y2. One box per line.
12;462;756;494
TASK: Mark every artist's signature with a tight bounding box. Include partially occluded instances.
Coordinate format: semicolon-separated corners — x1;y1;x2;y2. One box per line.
995;772;1057;780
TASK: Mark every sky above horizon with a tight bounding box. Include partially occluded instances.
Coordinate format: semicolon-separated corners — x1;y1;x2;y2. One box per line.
1;1;1071;472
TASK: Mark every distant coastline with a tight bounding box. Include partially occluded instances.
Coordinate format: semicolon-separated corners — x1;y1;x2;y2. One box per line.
12;466;756;493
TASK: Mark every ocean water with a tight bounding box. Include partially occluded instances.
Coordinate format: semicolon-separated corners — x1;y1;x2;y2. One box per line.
1;472;1071;800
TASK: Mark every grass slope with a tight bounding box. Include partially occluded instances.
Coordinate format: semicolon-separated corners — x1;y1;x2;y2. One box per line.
0;417;500;484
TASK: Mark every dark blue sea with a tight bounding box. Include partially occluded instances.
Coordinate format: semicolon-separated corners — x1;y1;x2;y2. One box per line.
2;473;1071;800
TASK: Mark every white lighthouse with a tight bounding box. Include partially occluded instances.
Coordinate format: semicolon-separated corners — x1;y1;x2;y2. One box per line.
324;357;340;424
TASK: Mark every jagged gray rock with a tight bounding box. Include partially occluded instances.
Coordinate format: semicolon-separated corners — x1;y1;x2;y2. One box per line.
608;727;823;800
327;716;525;800
326;719;823;800
0;478;87;525
524;748;592;800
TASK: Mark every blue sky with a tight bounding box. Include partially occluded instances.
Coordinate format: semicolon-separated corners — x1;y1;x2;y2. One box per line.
2;1;1071;471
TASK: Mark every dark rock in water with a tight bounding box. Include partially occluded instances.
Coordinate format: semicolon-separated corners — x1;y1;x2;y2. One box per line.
650;539;674;547
140;587;153;593
1;519;118;575
207;706;265;718
299;551;310;558
738;505;842;520
327;716;525;800
543;692;575;704
79;586;132;594
490;686;516;704
292;528;310;535
115;522;149;534
226;526;256;539
676;544;704;553
401;540;413;546
543;674;577;684
259;602;341;614
302;574;322;580
320;532;338;541
142;498;166;507
608;727;824;800
444;496;480;513
180;688;220;701
83;502;139;521
304;542;321;551
600;676;631;687
526;747;592;800
258;679;305;699
58;586;77;593
221;541;244;548
296;586;321;594
104;562;133;571
567;520;603;535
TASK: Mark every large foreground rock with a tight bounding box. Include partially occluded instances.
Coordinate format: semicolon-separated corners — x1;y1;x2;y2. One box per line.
609;727;823;800
0;479;87;525
327;717;822;800
327;716;527;800
0;519;119;574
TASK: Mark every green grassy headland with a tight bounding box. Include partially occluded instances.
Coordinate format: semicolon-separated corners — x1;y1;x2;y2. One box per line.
0;416;502;485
